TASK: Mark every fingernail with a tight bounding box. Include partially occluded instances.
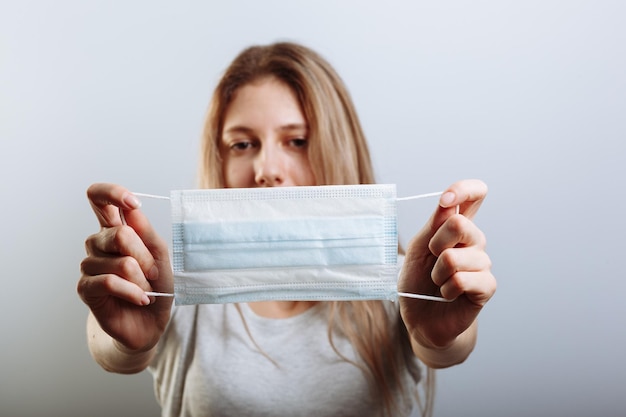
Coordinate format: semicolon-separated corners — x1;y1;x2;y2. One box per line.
440;192;455;207
123;193;142;209
141;294;151;306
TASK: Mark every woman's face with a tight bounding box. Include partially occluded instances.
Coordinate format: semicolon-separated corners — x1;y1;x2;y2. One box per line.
220;77;316;188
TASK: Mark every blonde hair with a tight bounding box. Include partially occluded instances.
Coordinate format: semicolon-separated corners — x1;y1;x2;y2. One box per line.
198;41;372;188
198;41;434;416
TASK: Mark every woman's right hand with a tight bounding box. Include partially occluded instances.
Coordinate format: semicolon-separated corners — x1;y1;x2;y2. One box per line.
77;183;174;353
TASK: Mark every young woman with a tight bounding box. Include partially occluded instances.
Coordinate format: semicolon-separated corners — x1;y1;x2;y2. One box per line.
78;42;496;417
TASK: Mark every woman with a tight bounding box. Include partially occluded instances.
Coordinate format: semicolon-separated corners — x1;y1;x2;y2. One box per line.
78;42;496;417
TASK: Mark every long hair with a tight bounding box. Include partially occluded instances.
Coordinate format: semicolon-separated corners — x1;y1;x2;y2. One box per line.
198;41;434;416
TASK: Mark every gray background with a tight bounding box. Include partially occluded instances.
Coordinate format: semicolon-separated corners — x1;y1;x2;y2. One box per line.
1;1;625;416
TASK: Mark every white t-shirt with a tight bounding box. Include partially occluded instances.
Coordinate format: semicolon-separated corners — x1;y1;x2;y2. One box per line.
149;301;420;417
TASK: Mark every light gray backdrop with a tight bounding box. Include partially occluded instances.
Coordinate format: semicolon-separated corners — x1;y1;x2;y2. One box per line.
1;1;624;416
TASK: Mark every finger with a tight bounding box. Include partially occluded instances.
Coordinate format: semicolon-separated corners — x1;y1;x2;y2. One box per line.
85;226;159;280
409;180;485;250
77;273;151;306
413;179;488;250
438;270;497;304
406;207;456;259
428;215;487;256
81;254;153;288
431;246;492;287
87;183;142;228
120;207;174;295
438;179;488;219
121;208;171;273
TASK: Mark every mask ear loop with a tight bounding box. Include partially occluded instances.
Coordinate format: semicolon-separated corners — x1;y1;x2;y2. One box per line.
397;292;452;302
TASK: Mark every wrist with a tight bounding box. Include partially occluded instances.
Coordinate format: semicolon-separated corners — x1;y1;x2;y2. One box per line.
411;321;478;368
99;338;156;374
86;313;157;374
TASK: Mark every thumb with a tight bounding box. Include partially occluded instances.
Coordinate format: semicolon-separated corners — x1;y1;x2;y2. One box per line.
409;180;487;253
409;198;458;254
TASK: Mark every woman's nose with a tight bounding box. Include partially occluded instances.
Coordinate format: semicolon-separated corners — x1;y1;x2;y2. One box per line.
254;145;284;187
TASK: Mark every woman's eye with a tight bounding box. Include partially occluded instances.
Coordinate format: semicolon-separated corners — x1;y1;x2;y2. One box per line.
230;141;254;151
290;138;308;148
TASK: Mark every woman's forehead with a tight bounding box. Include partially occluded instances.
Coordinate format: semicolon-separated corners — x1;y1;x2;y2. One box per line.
222;78;307;132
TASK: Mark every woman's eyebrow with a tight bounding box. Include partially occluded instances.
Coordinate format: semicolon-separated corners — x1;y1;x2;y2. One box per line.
279;123;308;132
223;123;308;135
223;125;255;135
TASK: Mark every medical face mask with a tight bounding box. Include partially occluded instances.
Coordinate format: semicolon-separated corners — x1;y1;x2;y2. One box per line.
136;185;449;305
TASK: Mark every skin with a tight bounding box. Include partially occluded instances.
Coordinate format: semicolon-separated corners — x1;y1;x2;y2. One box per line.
77;76;496;373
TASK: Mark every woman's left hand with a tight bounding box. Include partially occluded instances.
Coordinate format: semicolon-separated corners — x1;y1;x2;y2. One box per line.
398;179;496;352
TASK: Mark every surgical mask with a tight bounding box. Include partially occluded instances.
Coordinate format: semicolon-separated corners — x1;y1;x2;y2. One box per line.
135;185;449;305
